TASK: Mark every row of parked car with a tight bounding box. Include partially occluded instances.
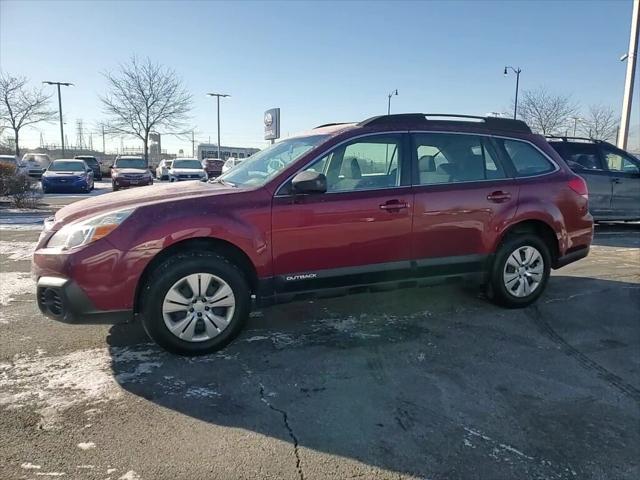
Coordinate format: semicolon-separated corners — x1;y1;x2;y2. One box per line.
0;153;246;194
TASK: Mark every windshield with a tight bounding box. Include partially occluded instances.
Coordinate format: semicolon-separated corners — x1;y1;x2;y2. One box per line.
173;159;202;169
115;158;146;169
219;135;329;187
76;157;98;166
49;161;86;172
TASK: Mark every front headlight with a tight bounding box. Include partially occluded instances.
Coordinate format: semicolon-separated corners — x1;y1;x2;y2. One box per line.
47;208;135;250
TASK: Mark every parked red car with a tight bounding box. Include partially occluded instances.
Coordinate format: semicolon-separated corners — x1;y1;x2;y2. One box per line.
202;158;225;178
111;156;153;191
33;114;593;355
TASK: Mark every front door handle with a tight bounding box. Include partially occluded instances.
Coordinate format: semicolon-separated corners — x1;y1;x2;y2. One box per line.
380;200;409;211
487;191;511;203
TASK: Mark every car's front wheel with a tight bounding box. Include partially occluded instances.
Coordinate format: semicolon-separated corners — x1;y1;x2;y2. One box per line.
489;234;551;308
139;251;250;355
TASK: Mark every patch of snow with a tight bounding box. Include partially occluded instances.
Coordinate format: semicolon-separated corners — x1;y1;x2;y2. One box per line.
184;386;221;398
76;465;94;469
107;468;117;474
464;427;534;461
0;241;36;260
119;471;141;480
21;462;42;469
35;473;66;477
0;215;44;224
77;442;95;450
0;271;33;306
244;335;270;342
0;346;164;428
0;223;43;231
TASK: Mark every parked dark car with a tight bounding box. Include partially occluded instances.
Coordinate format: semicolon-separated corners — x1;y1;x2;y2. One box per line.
110;156;153;191
548;137;640;221
202;158;225;178
41;159;94;193
34;113;592;355
74;155;103;180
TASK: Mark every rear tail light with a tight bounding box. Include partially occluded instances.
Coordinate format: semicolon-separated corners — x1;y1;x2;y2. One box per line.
568;176;588;199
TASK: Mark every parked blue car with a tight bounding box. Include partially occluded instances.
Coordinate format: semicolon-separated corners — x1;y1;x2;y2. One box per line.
41;159;95;193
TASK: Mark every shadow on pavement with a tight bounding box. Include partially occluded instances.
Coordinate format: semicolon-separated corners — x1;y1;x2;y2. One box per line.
593;222;640;248
107;276;640;480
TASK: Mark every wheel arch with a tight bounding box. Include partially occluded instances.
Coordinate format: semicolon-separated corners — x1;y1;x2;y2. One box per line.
133;237;258;315
495;219;560;265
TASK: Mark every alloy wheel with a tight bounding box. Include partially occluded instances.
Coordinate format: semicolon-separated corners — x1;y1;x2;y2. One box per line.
162;273;235;342
502;245;544;298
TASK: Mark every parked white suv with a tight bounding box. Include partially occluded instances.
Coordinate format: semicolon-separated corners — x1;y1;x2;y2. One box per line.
22;153;51;178
168;158;208;182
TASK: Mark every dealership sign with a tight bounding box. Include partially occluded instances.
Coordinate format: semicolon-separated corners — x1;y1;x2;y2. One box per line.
264;108;280;141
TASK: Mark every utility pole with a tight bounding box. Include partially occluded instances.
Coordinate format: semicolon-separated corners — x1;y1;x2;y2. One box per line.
192;130;195;157
618;0;639;149
43;81;73;157
570;116;581;137
206;93;230;159
102;125;106;153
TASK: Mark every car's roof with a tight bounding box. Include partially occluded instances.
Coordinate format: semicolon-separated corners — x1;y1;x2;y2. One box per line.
174;157;199;161
117;156;144;159
53;158;84;162
75;155;97;159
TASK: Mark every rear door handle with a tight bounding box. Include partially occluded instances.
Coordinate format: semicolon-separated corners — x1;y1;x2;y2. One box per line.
487;191;511;203
380;200;409;211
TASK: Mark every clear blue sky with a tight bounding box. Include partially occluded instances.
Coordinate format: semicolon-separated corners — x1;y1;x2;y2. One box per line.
1;0;638;153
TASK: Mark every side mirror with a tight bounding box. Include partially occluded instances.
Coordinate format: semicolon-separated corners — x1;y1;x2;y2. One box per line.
86;168;92;173
291;170;327;194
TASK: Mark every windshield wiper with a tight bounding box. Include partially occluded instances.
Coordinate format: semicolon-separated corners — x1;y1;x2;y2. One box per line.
211;178;236;187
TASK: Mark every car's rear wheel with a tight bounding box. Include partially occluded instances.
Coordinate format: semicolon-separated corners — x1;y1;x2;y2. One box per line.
139;251;250;355
489;234;551;308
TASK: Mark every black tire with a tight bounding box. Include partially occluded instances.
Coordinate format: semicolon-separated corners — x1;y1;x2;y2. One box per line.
489;233;551;308
139;251;251;355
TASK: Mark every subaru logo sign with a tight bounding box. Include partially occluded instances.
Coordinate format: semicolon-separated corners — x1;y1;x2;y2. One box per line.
264;108;280;141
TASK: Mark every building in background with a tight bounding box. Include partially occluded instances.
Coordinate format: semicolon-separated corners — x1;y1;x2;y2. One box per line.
196;144;260;160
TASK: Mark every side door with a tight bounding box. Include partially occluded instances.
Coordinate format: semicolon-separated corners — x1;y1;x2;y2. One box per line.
550;142;613;218
410;132;517;275
271;133;413;294
600;144;640;219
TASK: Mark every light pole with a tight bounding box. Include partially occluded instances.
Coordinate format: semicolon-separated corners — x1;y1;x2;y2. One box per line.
387;89;398;115
503;66;522;120
43;81;73;157
618;0;639;149
570;116;582;137
206;93;230;160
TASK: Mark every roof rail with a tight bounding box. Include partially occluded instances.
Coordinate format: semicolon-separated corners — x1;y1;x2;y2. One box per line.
357;113;532;133
314;122;352;129
545;135;604;144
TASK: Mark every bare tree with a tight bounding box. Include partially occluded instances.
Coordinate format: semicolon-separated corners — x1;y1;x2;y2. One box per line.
579;104;619;141
516;87;579;136
0;73;56;157
100;57;192;161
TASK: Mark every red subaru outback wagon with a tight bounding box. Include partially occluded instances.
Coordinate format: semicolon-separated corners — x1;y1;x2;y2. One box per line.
33;114;593;355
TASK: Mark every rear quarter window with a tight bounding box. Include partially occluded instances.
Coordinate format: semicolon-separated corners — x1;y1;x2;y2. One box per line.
500;139;556;177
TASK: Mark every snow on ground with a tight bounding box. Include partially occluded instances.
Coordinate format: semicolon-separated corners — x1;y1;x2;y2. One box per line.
0;271;34;306
0;346;163;429
0;223;43;231
0;241;37;261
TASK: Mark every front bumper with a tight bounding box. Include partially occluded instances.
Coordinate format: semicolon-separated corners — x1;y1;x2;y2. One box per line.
37;276;133;324
113;177;153;187
42;178;88;191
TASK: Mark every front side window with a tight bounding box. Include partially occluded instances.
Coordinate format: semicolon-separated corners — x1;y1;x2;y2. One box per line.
413;133;505;185
219;135;329;187
302;135;402;193
501;139;555;177
602;147;639;173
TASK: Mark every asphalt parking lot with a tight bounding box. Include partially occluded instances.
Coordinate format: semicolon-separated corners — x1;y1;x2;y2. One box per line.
0;187;638;480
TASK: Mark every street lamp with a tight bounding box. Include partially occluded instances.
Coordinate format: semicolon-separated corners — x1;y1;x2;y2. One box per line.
206;93;230;160
43;81;73;157
387;89;398;115
503;66;522;120
570;116;582;137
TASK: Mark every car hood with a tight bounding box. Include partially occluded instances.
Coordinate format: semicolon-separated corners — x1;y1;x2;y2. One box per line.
53;181;232;225
113;168;148;175
44;171;85;177
170;168;205;174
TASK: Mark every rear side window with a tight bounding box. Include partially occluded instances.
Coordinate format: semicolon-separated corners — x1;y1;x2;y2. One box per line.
501;139;555;177
413;133;506;185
